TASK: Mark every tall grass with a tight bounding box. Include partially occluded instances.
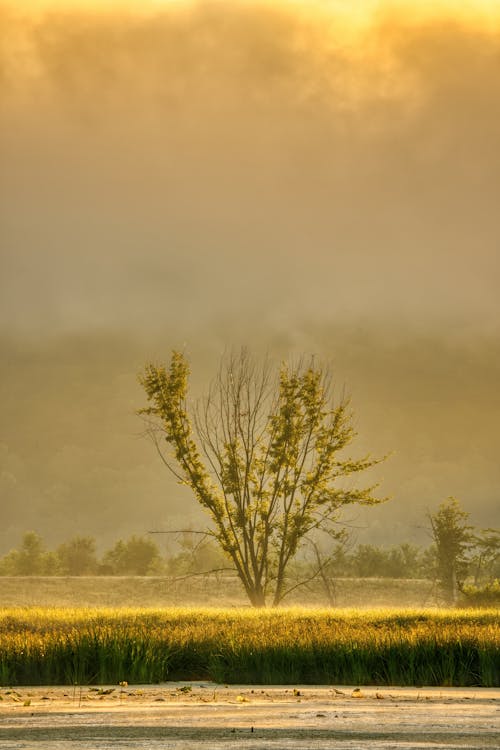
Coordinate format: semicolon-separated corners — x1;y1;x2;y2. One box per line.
0;608;498;687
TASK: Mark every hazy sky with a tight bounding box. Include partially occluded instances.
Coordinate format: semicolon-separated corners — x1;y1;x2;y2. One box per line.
1;0;499;553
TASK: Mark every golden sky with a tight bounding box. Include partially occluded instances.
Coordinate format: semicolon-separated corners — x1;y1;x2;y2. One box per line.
2;0;499;330
1;0;499;546
6;0;500;20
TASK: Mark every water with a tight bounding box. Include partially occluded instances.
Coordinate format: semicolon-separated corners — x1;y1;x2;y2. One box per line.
1;685;498;749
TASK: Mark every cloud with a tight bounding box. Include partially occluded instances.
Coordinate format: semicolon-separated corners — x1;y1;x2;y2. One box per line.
0;1;499;336
0;2;499;549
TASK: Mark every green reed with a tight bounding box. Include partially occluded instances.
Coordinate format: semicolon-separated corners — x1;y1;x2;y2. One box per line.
0;608;498;687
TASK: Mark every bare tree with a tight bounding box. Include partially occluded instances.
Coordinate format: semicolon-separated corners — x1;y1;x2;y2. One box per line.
139;349;385;607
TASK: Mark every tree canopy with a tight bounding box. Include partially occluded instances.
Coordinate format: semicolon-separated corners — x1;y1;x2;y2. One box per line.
428;497;474;603
139;349;386;606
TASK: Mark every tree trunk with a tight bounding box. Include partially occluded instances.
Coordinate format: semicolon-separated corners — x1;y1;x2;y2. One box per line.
248;587;267;607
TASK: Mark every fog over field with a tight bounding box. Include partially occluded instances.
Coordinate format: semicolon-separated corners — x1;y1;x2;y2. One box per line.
1;0;499;553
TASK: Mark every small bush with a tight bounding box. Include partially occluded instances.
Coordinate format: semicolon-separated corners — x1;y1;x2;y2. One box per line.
460;580;500;608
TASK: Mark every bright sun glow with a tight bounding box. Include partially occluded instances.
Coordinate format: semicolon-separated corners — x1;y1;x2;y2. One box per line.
3;0;500;50
8;0;500;17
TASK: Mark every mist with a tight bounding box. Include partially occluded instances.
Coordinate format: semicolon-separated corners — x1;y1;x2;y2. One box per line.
1;1;499;553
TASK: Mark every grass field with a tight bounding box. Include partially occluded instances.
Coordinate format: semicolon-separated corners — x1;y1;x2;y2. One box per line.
0;576;436;608
0;607;498;688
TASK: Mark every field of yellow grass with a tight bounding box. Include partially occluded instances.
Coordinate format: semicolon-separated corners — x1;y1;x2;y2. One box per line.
1;607;498;687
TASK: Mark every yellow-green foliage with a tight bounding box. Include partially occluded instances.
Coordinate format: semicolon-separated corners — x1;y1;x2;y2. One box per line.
461;580;500;607
0;608;498;687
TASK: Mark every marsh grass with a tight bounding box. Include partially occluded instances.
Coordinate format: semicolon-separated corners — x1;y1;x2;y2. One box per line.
0;608;498;687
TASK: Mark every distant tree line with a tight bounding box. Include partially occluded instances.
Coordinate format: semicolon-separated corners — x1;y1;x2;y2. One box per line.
1;519;498;593
0;533;163;577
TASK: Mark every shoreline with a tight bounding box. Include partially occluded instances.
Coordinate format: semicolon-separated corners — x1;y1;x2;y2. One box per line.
1;684;499;748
